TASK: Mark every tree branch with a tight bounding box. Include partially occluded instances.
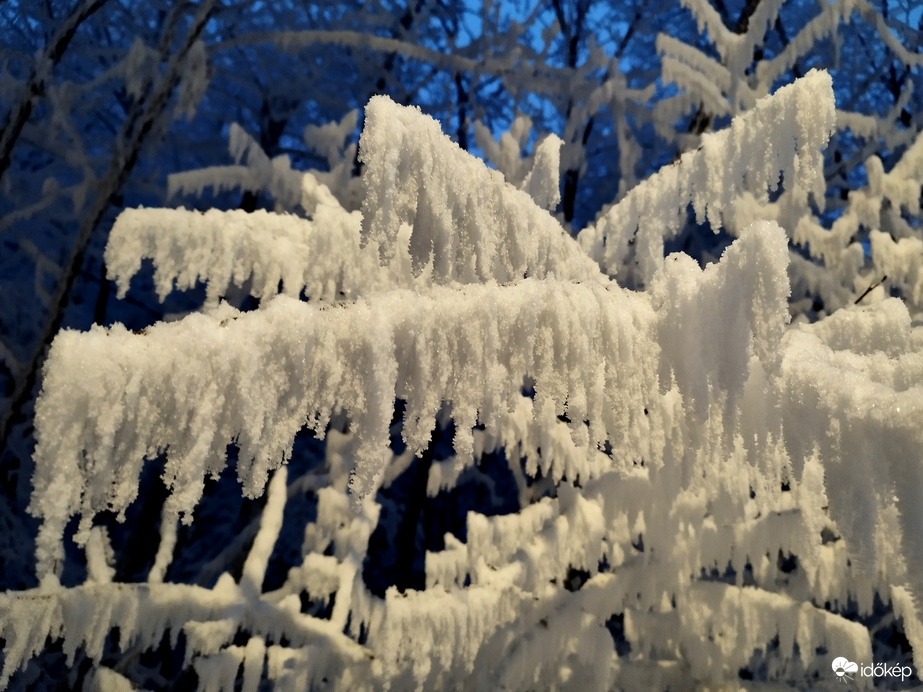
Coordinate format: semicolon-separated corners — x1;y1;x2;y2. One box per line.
0;0;110;181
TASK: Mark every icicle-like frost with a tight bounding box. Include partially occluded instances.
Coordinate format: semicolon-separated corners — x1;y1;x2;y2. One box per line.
480;586;616;692
578;70;835;285
0;570;377;689
374;579;530;689
194;647;243;692
892;585;923;673
466;485;606;593
106;204;414;304
474;395;616;486
173;39;208;121
303;109;358;169
359;95;603;283
168;123;304;210
652;220;790;418
31;279;661;577
21;74;923;689
778;299;923;599
657;34;736;115
871;232;923;307
122;38;158;101
520;133;563;211
756;0;856;89
677;582;872;681
34;213;797;589
0;581;227;687
670;0;784;110
790;124;923;315
473;115;534;187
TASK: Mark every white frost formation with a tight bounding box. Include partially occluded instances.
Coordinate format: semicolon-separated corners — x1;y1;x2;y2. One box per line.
106;204;413;304
6;70;923;691
359;96;602;283
579;69;835;286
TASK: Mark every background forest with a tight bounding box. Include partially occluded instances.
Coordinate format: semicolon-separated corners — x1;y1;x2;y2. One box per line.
1;0;923;689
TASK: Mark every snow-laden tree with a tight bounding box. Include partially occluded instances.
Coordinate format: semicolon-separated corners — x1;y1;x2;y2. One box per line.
3;0;922;447
3;0;923;689
2;64;922;690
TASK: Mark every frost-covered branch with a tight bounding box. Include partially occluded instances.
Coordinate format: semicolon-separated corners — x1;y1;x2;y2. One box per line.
105;204;414;304
578;70;835;285
214;29;486;77
10;30;923;685
0;575;371;689
792;127;923;314
30;278;658;579
168;124;305;212
34;215;794;588
360;95;603;283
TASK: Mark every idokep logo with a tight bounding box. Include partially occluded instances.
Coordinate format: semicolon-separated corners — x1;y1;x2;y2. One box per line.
832;657;858;682
832;656;914;683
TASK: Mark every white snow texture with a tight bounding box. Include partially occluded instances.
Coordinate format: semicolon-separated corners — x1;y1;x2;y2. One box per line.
7;69;923;691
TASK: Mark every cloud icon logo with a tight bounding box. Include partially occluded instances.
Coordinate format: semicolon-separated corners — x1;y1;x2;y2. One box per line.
832;657;859;681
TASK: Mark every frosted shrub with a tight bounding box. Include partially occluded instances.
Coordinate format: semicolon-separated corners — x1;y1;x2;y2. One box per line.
2;69;923;691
